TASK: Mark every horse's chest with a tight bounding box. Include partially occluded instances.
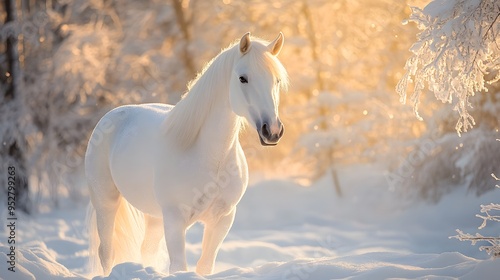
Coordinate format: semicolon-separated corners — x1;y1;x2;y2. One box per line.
188;162;246;212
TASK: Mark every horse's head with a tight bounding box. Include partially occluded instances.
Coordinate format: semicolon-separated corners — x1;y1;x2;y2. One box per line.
229;32;289;146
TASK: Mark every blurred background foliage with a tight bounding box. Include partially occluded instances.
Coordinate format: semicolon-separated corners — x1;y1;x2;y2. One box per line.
0;0;499;212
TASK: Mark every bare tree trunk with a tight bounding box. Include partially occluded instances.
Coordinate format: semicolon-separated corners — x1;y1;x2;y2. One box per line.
171;0;196;78
4;0;31;213
327;147;342;197
301;0;324;92
302;1;342;197
5;0;21;99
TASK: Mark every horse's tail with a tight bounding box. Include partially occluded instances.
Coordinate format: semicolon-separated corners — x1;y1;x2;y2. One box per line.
87;202;100;276
87;197;145;276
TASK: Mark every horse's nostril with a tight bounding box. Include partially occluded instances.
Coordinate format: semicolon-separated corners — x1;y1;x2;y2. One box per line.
262;123;271;138
279;124;285;138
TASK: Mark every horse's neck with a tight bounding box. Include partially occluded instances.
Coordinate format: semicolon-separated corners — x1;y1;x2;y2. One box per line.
196;55;241;159
199;93;241;159
164;47;241;156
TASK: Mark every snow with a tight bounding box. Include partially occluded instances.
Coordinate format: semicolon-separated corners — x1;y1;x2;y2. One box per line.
423;0;457;18
2;164;500;279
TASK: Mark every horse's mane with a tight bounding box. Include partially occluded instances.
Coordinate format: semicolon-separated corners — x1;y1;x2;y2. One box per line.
163;36;289;149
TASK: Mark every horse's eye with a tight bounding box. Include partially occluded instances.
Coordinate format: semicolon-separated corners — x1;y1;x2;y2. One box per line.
239;76;248;84
276;78;281;84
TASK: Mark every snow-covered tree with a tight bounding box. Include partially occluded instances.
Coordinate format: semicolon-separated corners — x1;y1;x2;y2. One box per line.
0;0;31;213
392;0;500;200
396;0;500;256
397;0;500;135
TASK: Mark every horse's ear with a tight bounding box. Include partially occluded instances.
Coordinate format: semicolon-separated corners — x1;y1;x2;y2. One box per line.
240;32;251;55
268;32;284;56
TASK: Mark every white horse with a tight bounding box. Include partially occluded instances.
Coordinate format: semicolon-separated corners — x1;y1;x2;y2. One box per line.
85;32;288;276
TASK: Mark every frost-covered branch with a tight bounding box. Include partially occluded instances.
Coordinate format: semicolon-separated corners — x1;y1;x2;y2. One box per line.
451;174;500;258
451;229;500;257
492;172;500;188
477;202;500;229
397;0;500;134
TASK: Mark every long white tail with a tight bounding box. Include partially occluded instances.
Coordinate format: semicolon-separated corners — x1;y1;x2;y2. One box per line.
87;197;145;276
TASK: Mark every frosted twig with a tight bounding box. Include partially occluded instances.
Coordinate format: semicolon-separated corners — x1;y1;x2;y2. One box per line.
451;229;500;257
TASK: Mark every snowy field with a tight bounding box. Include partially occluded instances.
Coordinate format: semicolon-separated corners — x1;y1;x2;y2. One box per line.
1;164;500;280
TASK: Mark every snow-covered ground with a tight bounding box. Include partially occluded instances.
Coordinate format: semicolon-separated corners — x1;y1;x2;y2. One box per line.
2;164;500;279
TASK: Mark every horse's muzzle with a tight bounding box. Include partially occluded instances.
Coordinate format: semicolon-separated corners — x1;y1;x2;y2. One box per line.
258;122;284;146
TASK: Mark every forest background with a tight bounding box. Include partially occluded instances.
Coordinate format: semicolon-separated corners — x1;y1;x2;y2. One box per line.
1;0;499;217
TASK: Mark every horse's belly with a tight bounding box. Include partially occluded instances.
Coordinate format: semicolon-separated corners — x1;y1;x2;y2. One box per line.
108;109;166;217
112;161;163;217
154;144;249;223
114;170;162;217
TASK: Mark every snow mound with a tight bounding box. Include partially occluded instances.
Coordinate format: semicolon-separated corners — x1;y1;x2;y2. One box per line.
0;242;85;280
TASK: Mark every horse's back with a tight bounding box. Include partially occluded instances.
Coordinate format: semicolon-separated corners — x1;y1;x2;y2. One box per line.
86;103;173;216
87;103;172;161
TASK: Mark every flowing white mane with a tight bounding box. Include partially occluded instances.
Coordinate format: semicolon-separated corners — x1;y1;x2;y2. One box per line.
163;37;289;148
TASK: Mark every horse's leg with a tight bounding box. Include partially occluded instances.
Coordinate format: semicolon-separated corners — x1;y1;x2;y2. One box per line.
141;214;164;267
196;208;236;275
92;188;120;275
162;206;188;273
